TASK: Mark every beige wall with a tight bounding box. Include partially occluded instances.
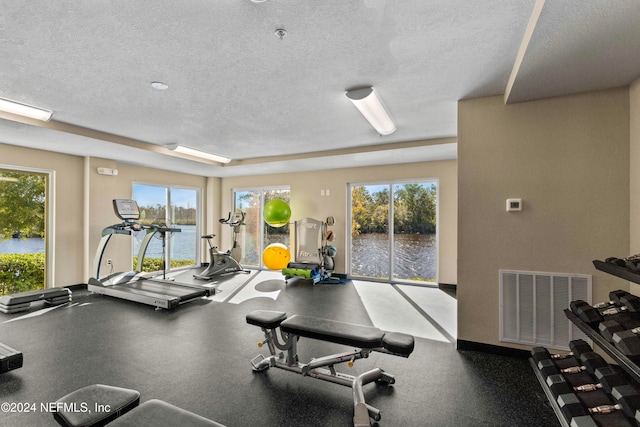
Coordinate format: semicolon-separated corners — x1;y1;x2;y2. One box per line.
1;143;84;287
0;145;211;286
221;159;458;284
86;158;210;282
631;77;640;294
458;88;630;348
2;141;455;288
5;83;635;352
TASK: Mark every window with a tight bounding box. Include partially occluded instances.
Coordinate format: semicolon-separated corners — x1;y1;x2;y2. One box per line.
233;187;290;268
348;181;438;284
132;184;200;272
0;167;51;294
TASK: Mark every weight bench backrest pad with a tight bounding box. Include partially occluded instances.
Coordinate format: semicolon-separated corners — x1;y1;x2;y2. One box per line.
108;399;225;427
281;315;385;348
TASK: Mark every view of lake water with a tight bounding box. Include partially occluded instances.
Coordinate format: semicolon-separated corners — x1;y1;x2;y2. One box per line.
351;233;437;281
137;225;198;260
2;227;437;282
0;226;199;259
0;237;45;254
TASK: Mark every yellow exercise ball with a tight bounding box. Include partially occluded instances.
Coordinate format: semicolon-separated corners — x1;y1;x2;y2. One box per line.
262;243;291;270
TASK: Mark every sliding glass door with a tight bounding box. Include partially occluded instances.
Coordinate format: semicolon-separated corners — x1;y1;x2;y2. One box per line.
132;184;200;271
349;181;438;284
350;184;390;279
233;187;290;268
0;167;50;294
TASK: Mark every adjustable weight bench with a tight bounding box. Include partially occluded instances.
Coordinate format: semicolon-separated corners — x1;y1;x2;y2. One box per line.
246;310;414;427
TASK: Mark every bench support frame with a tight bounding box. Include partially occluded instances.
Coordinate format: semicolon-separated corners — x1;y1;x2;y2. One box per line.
250;324;395;426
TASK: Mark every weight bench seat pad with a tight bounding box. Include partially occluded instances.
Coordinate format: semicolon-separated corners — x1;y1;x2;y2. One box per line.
53;384;140;427
281;315;385;348
246;310;287;329
108;399;225;427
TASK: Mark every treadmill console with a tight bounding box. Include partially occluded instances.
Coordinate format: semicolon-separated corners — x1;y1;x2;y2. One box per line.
113;199;140;221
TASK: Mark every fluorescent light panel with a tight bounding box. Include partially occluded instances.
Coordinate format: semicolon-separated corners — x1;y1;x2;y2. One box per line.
345;87;396;136
172;145;231;164
0;97;52;121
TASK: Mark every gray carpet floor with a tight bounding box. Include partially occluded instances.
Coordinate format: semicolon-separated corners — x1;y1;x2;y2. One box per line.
0;271;557;426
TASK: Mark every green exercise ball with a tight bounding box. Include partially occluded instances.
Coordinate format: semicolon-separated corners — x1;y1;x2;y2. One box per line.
262;243;291;270
263;199;291;228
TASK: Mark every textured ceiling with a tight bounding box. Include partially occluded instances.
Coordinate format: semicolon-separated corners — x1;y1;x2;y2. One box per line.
0;0;639;177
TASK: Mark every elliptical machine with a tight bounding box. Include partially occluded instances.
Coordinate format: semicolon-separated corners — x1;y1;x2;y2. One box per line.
194;211;248;279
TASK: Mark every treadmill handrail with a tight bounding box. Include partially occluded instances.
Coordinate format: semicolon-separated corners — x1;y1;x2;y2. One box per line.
134;224;181;273
94;220;142;279
93;221;182;278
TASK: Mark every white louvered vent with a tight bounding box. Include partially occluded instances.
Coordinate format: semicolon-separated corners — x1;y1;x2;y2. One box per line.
499;270;591;350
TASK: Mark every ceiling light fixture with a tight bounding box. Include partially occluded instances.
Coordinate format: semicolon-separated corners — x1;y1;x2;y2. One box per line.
0;97;53;121
166;143;231;164
345;87;396;136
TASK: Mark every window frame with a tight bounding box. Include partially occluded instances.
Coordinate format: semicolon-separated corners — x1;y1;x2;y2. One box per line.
0;164;54;288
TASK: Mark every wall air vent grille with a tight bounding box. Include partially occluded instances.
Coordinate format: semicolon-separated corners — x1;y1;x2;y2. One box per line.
499;270;591;350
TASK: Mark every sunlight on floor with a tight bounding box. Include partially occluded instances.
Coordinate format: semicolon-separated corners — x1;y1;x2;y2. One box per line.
353;281;457;343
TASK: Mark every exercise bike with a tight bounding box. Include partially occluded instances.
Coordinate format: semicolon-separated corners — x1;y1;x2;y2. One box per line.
194;211;248;280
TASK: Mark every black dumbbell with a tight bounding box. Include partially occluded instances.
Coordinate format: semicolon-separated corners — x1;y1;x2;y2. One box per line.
595;290;633;308
558;384;640;424
545;366;628;398
598;319;640;342
606;257;628;267
612;328;640;358
531;340;592;365
570;290;632;314
571;412;634;426
606;257;640;271
594;366;630;393
571;295;640;325
599;320;627;342
538;351;607;379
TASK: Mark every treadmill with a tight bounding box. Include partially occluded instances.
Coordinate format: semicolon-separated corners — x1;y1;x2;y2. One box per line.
88;199;213;310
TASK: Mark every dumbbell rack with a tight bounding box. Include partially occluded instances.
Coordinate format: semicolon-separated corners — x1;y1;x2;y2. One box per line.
564;310;640;384
571;259;640;384
528;359;571;427
571;260;640;425
530;259;640;426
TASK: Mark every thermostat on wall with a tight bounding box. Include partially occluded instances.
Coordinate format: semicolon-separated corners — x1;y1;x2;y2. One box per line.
506;198;522;212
